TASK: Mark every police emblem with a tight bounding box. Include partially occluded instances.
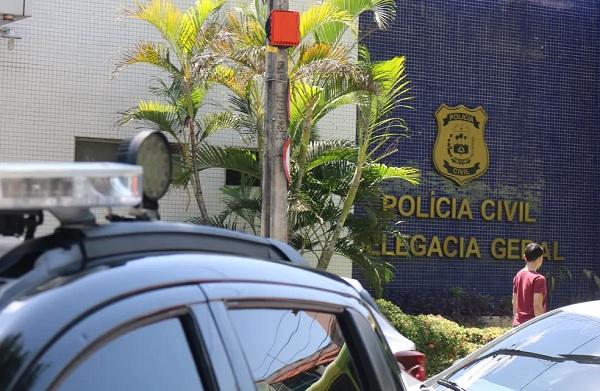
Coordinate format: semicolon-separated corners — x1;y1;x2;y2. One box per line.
433;104;489;186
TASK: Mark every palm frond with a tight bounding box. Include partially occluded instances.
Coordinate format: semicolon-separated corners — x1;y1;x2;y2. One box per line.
211;65;249;97
312;89;363;126
195;144;261;178
369;56;411;117
198;112;241;142
178;0;224;54
334;237;395;297
299;3;352;44
122;0;183;46
289;82;321;140
327;0;396;30
305;142;357;171
191;215;243;232
117;101;181;137
219;176;262;234
306;160;356;194
114;42;178;76
292;58;359;84
290;191;341;231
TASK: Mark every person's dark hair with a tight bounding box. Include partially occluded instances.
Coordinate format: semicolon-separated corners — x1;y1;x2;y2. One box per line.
524;243;544;262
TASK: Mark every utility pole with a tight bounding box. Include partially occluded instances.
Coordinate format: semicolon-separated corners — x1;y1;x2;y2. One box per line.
261;0;293;242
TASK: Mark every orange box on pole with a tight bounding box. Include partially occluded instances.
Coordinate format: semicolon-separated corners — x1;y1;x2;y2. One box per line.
269;10;300;47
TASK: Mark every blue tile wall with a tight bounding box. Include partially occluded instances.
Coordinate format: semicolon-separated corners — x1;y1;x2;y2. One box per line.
357;0;600;308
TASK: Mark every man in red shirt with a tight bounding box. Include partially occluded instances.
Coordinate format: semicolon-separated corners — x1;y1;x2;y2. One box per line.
512;242;547;326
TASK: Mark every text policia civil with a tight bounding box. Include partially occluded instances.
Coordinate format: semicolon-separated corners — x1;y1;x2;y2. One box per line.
367;193;564;261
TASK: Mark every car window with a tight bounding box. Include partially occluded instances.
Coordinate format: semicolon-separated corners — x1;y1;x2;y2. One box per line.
56;318;204;391
228;308;364;391
439;311;600;391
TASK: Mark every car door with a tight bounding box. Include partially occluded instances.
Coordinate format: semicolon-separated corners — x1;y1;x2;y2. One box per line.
200;281;406;391
17;285;236;391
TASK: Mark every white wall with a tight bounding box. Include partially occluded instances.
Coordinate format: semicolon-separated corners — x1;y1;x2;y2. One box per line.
0;0;355;276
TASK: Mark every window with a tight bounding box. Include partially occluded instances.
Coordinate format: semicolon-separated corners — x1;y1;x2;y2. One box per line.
228;308;363;391
225;170;260;187
57;318;204;391
74;137;121;162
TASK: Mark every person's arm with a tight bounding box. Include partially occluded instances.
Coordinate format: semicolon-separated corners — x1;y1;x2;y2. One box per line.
512;293;518;318
533;293;545;317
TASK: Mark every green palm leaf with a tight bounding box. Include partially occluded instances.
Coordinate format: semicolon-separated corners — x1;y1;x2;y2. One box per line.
363;164;420;185
122;0;183;46
114;42;178;76
194;144;261;178
305;143;357;171
178;0;224;54
328;0;396;30
335;237;395;297
299;3;352;43
118;101;181;137
198;112;242;142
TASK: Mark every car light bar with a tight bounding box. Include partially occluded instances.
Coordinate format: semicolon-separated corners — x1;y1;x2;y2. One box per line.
0;163;142;210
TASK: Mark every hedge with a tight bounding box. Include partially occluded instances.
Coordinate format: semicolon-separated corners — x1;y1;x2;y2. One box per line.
377;299;508;376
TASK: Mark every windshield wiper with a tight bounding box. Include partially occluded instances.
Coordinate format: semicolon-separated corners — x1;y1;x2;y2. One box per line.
436;378;466;391
442;348;600;381
454;348;568;371
558;354;600;365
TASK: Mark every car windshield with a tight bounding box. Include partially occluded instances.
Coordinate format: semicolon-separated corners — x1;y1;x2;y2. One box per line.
437;310;600;390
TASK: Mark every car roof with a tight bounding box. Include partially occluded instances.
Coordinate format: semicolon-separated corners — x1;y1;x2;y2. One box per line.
0;221;308;278
0;252;359;331
0;252;361;388
0;220;363;364
560;299;600;318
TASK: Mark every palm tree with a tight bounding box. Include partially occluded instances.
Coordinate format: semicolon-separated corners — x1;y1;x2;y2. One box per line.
114;0;420;294
114;0;231;223
314;49;419;270
188;0;420;294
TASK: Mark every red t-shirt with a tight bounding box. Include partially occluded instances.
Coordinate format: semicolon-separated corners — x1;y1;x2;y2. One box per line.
512;268;547;326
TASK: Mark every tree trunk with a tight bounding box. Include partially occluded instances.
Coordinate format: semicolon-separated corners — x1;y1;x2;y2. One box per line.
316;156;364;270
291;103;316;196
188;120;210;223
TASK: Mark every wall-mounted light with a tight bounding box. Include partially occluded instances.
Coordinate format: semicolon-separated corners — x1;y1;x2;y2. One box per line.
0;26;21;50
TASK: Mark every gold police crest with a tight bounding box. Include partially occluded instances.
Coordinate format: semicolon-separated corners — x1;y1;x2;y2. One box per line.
433;104;489;186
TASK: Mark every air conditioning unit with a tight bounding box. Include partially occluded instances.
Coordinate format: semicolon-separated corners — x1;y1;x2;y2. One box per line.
0;1;31;26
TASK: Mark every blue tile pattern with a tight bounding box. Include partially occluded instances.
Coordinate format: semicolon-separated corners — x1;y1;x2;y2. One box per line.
357;0;600;308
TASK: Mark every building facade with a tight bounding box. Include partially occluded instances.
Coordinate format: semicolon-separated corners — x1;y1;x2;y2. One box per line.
360;0;600;307
2;1;600;305
0;0;355;276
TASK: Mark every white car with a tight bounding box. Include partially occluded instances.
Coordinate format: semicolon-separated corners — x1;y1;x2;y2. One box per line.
343;277;426;386
419;300;600;391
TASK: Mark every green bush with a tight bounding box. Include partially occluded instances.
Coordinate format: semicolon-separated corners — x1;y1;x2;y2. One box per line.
377;299;508;376
464;326;507;346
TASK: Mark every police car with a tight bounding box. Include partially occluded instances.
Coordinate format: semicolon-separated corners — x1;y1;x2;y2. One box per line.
0;131;410;390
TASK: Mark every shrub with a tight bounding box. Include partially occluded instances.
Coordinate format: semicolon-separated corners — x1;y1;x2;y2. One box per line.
464;326;507;346
384;289;512;325
377;299;508;375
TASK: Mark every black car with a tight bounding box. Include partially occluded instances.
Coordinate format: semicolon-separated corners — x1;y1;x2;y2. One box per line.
0;146;408;390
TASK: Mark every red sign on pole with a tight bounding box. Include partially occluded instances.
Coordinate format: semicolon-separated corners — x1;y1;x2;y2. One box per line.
269;10;300;47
